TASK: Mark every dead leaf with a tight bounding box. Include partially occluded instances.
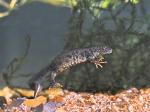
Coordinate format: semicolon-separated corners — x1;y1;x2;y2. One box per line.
23;96;47;107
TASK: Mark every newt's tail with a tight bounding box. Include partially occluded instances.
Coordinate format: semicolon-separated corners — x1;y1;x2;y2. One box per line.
28;66;55;97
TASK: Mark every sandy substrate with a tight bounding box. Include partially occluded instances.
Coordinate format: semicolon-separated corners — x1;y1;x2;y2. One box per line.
0;87;150;112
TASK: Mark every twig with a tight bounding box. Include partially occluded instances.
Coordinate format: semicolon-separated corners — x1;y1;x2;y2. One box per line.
1;36;31;90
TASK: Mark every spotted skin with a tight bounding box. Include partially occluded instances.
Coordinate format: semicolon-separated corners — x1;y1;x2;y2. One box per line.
29;46;112;97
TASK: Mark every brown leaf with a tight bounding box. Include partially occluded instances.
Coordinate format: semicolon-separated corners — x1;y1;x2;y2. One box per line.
23;96;47;107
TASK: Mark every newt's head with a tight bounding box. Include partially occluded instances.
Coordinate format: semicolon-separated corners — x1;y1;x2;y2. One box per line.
87;46;112;68
99;46;112;55
87;46;112;60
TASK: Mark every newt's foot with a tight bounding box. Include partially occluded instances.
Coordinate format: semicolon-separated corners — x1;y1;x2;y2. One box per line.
91;55;107;68
49;81;63;88
52;83;63;88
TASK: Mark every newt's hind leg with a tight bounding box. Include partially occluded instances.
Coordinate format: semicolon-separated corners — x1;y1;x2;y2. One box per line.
49;72;62;88
90;55;107;68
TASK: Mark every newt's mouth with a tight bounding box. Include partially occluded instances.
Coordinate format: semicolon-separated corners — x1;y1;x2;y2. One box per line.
102;46;112;54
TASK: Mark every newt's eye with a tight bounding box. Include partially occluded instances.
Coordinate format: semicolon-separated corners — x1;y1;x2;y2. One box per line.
102;46;112;54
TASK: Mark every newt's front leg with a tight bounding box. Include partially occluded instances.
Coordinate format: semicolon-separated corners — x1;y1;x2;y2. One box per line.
91;55;107;68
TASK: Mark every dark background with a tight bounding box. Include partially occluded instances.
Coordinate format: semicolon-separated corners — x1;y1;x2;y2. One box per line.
0;0;150;93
